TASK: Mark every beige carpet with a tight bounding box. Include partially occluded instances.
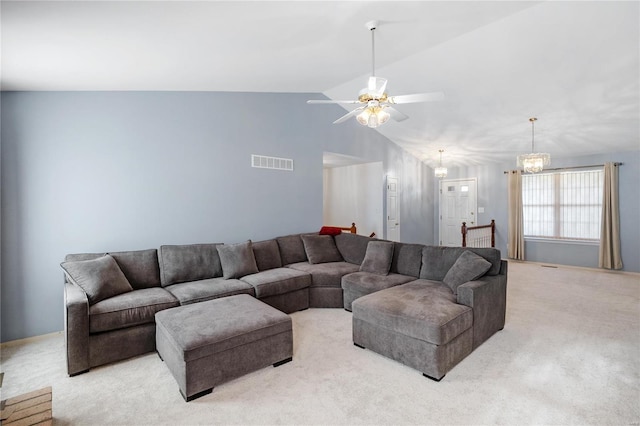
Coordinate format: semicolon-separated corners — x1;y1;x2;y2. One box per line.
1;261;639;425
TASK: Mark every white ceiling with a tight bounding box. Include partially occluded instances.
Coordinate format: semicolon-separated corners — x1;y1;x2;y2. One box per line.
2;1;639;168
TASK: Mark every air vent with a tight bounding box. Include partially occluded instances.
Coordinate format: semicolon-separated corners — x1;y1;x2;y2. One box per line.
251;155;294;171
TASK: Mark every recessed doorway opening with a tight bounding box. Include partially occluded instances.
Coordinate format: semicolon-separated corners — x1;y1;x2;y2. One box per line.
323;152;383;239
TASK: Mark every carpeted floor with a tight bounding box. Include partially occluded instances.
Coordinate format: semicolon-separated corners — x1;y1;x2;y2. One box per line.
1;261;639;425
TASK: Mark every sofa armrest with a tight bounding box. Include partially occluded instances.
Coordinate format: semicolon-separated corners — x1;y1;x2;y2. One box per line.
456;260;508;349
64;282;90;375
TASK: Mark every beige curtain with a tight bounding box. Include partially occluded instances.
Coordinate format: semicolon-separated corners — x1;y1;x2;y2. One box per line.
507;170;525;260
599;162;623;269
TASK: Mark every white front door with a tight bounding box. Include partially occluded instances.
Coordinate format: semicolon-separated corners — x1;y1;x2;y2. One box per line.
386;176;400;241
439;178;477;246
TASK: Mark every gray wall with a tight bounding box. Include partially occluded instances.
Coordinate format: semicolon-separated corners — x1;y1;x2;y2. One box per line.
439;150;640;273
0;91;435;342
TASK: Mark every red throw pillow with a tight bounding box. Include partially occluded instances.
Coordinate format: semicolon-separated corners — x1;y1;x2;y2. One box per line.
319;226;342;236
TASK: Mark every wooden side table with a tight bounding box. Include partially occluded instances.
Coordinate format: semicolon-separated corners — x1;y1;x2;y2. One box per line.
0;386;52;425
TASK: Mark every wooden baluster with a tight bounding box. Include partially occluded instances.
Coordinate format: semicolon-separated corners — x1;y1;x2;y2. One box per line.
461;222;467;247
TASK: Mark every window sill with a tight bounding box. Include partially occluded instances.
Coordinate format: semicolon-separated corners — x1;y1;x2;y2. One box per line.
524;237;600;246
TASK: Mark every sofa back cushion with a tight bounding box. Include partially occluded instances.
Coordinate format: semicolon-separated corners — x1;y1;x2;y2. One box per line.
420;246;502;281
334;233;374;265
301;234;343;264
276;234;308;265
109;249;161;289
217;241;259;279
390;242;424;278
252;239;282;271
158;243;223;286
65;249;160;289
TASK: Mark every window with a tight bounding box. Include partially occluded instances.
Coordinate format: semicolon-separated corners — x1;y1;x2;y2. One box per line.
522;168;603;241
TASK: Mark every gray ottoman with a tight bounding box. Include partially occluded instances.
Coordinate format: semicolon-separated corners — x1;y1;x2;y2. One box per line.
155;294;293;401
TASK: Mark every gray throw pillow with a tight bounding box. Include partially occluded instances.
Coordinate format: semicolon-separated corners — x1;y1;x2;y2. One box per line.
443;250;492;294
217;241;259;279
300;234;343;264
61;255;133;305
360;241;394;275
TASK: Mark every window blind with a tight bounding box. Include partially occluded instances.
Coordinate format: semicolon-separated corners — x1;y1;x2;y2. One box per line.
522;168;603;240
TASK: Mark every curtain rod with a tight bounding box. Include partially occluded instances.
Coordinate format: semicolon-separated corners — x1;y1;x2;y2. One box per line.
503;162;623;174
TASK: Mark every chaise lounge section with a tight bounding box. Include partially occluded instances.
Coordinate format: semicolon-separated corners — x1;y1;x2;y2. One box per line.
350;246;507;380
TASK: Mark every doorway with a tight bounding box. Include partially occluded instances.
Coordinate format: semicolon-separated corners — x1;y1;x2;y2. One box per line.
439;178;477;246
323;152;383;238
386;176;400;242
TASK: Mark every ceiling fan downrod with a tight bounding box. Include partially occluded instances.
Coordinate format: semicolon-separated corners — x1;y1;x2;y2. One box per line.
366;20;378;77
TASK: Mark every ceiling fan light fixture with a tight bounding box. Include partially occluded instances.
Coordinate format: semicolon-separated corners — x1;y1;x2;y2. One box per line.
356;106;390;128
516;117;550;173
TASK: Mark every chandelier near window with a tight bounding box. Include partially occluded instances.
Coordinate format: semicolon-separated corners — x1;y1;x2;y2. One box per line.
435;149;447;178
517;117;550;173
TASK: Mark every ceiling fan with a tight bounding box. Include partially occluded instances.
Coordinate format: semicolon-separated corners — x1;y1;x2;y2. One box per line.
307;20;444;128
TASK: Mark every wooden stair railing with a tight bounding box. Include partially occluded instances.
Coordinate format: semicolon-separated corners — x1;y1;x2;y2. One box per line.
323;223;357;234
339;223;357;234
461;219;495;248
323;223;375;237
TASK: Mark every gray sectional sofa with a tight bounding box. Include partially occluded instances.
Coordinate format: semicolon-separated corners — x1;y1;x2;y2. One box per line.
62;232;507;380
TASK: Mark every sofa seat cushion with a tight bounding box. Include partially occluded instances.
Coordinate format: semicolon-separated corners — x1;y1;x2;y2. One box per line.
165;278;255;305
241;268;311;298
89;288;179;333
288;261;360;288
342;272;416;295
352;280;473;346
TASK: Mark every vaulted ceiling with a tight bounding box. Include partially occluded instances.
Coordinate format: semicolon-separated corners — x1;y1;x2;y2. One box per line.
2;1;638;168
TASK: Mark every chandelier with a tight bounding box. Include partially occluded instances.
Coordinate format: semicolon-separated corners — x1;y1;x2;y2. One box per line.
434;149;447;178
517;117;550;173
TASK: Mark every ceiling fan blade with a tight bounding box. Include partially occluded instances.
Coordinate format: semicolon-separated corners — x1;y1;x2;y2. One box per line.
367;76;388;97
387;92;445;104
333;107;364;124
386;106;409;122
307;99;362;104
